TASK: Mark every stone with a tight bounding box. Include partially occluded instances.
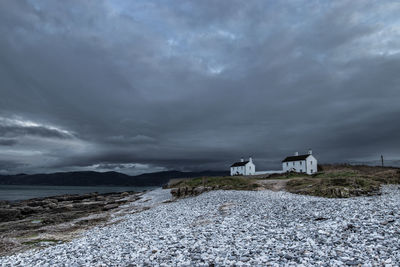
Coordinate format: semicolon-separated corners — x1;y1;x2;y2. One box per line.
194;186;205;195
121;192;130;197
1;186;400;266
103;204;119;211
0;208;22;222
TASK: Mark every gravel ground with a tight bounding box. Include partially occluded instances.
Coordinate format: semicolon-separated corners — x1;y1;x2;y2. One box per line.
1;186;399;266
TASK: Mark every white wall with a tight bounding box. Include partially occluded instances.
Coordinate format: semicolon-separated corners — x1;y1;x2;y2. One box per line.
230;166;244;176
230;162;255;176
246;162;256;175
282;156;318;175
306;155;317;175
282;160;306;173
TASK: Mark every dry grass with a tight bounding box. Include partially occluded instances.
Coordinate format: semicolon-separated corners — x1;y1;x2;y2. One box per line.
167;165;400;198
167;176;260;191
286;165;400;198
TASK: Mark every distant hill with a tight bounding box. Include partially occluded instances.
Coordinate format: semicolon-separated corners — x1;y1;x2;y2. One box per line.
0;170;229;187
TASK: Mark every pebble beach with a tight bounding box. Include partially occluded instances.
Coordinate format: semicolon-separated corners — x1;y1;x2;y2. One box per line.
1;186;399;266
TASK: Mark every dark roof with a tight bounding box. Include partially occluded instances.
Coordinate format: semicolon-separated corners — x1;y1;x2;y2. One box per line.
282;154;310;162
231;161;249;167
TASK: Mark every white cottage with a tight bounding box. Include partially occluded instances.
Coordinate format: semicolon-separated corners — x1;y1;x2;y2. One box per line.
230;157;256;176
282;150;317;175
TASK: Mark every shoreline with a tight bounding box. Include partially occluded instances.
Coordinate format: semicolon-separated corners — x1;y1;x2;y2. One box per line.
0;184;158;202
0;188;164;256
1;186;399;265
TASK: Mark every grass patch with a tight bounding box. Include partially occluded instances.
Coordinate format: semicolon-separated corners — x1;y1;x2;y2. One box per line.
169;176;259;190
285;166;400;198
168;165;400;198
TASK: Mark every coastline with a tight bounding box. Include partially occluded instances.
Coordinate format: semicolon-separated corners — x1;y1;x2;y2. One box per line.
1;186;399;265
0;187;167;256
0;185;158;202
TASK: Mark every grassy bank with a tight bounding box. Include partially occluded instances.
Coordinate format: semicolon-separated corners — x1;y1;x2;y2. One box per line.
167;176;259;191
168;165;400;198
286;165;400;198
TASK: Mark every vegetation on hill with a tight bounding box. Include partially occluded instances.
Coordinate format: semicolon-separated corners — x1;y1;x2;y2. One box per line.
168;165;400;198
167;176;259;191
285;165;400;198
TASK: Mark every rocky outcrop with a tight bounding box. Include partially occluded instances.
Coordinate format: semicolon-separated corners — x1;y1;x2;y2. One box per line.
0;191;140;223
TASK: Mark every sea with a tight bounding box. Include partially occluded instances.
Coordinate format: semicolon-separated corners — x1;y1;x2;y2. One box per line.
0;185;158;201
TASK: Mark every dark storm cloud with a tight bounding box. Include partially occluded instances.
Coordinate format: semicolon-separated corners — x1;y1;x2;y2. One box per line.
0;0;399;174
0;139;18;146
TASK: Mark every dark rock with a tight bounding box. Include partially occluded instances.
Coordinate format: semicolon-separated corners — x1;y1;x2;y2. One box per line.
19;206;43;215
0;200;10;207
194;186;205;195
170;188;179;197
72;202;103;210
345;260;360;266
120;192;129;197
314;217;328;221
0;208;22;222
381;219;395;225
103;204;119;211
26;201;45;207
96;196;106;201
345;224;355;231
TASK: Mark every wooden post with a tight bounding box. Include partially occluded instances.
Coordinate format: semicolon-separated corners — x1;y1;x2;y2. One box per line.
381;155;384;167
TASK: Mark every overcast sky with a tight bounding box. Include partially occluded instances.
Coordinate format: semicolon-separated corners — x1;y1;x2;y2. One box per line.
1;0;399;175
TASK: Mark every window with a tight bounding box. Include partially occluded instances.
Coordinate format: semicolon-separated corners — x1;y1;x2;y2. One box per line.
286;162;288;166
311;161;313;164
300;161;302;165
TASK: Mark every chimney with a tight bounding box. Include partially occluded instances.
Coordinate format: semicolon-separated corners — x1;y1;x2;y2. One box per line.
308;149;312;155
240;158;244;162
249;156;253;163
294;152;299;156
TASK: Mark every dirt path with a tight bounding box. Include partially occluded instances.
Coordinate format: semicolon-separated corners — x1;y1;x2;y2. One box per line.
255;179;289;191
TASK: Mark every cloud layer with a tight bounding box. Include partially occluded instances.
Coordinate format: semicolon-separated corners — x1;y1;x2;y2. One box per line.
1;0;399;174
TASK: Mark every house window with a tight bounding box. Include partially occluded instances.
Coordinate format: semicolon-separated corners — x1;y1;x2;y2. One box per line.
286;162;288;166
311;161;313;164
300;161;302;165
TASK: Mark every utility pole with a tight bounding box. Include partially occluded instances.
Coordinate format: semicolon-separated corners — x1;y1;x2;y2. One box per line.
381;155;384;167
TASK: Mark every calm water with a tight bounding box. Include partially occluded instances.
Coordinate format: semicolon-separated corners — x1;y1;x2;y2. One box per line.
0;185;158;201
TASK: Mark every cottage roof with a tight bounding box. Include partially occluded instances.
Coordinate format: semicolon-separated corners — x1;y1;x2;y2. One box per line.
231;161;249;167
282;154;310;162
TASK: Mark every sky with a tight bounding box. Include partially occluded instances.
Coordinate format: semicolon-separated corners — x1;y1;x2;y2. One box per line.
1;0;400;175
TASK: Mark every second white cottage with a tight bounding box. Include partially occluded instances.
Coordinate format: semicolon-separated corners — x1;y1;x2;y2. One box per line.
282;150;317;175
